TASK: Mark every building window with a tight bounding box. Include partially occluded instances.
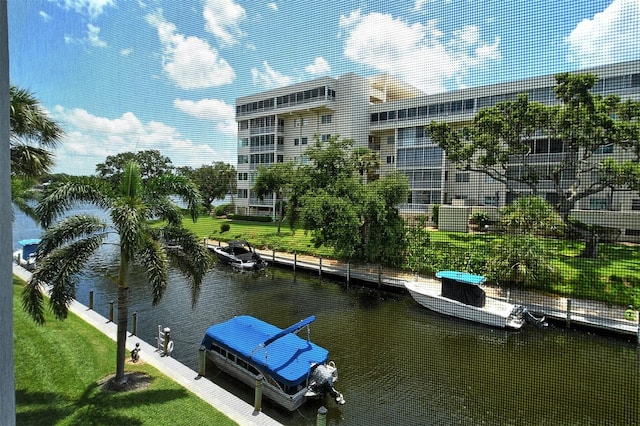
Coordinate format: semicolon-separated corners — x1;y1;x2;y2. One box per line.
321;114;332;124
631;199;640;211
455;173;470;183
484;196;498;206
237;189;248;198
386;156;395;164
321;134;331;142
294;138;299;146
277;155;284;163
387;135;395;144
301;137;308;145
594;144;614;154
238;155;248;164
589;198;608;210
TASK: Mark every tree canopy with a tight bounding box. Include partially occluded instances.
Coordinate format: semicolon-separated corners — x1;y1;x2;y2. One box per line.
177;162;236;210
95;150;174;186
427;73;640;257
285;136;408;263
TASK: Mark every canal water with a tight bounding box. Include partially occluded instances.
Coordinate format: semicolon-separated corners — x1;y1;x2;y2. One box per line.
13;209;639;425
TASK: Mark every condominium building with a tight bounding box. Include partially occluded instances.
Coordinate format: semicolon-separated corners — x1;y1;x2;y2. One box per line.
235;60;640;241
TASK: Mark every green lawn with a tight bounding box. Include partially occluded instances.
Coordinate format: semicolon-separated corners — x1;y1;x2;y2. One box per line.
13;276;236;426
186;215;640;306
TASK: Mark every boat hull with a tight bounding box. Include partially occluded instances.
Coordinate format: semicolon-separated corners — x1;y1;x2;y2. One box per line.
405;280;525;329
205;350;309;411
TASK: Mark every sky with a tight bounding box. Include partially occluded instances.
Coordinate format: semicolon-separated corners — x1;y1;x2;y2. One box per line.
8;0;640;176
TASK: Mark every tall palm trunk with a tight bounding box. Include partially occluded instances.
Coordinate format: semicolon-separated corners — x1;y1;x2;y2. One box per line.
115;253;130;384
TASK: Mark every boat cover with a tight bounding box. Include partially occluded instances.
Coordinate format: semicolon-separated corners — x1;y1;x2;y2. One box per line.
17;239;41;261
436;270;486;307
201;315;329;388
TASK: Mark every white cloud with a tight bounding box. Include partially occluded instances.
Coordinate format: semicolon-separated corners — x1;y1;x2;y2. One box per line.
146;10;235;89
267;2;278;12
120;48;133;56
87;24;107;47
56;0;115;20
203;0;246;47
173;98;237;135
305;57;331;75
50;106;230;175
39;11;52;22
565;0;640;68
251;61;292;89
339;9;501;94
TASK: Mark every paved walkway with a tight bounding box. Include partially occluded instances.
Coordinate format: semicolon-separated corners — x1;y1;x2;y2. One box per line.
13;264;283;426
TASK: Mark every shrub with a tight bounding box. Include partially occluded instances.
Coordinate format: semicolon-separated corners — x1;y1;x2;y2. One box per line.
213;203;233;217
220;223;230;233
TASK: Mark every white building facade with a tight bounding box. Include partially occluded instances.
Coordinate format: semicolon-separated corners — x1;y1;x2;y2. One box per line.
235;61;640;241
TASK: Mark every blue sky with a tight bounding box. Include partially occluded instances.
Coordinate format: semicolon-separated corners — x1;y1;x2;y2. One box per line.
8;0;640;175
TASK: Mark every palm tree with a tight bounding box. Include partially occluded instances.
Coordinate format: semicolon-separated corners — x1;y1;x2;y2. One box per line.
22;162;211;385
10;84;64;219
10;84;63;178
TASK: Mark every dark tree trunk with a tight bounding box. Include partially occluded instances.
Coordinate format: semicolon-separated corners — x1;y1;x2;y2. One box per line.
114;256;129;385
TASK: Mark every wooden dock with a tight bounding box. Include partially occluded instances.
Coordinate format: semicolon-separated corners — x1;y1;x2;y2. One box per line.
207;239;640;340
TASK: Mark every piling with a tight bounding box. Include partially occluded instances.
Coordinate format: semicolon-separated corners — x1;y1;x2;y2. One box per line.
346;262;350;288
319;256;322;276
254;374;263;412
198;345;206;376
316;406;327;426
89;290;94;310
293;251;297;272
566;299;572;328
131;312;137;336
108;301;114;322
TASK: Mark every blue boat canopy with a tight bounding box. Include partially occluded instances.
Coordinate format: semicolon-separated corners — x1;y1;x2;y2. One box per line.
201;315;329;388
18;238;42;247
436;270;486;285
17;239;41;261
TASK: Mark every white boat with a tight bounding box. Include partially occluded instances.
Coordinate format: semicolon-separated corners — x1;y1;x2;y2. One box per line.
208;240;267;271
201;315;345;411
13;238;41;271
405;270;545;330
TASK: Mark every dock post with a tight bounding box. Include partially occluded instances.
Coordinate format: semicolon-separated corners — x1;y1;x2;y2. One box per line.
108;301;114;322
198;345;206;376
378;264;382;289
316;406;327;426
319;256;322;276
272;249;275;262
131;312;137;336
89;290;94;310
254;374;263;412
346;263;350;288
294;251;297;272
566;299;572;329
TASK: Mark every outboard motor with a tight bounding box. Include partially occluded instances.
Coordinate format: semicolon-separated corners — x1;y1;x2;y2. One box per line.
310;362;345;405
522;307;548;328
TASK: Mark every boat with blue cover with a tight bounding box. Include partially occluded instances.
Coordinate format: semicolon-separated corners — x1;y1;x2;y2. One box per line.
13;238;41;271
201;315;345;411
405;270;545;329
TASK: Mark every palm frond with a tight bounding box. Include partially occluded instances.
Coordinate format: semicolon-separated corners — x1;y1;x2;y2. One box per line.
111;200;146;262
146;174;202;221
10;144;56;178
162;226;211;306
36;177;113;227
137;237;168;305
37;214;109;258
10;84;64;148
22;279;46;325
146;196;182;226
28;235;105;322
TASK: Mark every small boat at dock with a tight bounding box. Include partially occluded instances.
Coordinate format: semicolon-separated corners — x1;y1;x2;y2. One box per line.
200;315;345;411
208;240;267;271
13;238;41;271
405;270;545;329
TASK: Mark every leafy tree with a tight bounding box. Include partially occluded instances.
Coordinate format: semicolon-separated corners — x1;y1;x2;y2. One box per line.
22;162;211;386
351;146;381;182
500;196;564;235
178;162;236;211
95;150;173;185
428;73;640;258
253;162;296;233
294;136;409;263
10;85;64;219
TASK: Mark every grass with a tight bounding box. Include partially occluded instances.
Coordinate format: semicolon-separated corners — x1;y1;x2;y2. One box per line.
13;275;236;426
186;215;640;306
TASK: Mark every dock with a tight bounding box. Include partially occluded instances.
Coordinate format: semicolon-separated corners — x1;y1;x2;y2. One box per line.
207;239;640;340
